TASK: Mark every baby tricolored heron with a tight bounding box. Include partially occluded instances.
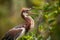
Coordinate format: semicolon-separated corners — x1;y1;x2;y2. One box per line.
2;8;34;40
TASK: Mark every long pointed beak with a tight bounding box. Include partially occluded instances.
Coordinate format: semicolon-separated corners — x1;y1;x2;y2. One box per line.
29;11;35;15
28;8;35;14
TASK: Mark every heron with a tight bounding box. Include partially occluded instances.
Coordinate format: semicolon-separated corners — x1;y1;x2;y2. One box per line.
2;8;34;40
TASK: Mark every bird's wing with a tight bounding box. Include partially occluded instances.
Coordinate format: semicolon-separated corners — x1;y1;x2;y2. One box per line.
16;27;25;40
2;27;25;40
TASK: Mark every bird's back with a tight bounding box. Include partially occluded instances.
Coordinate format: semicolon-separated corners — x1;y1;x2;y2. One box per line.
2;24;26;40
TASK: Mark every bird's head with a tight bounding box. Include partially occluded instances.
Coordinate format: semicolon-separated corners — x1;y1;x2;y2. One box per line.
21;8;31;13
21;8;33;15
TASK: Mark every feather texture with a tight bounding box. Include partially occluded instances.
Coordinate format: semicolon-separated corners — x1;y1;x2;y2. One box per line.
2;8;34;40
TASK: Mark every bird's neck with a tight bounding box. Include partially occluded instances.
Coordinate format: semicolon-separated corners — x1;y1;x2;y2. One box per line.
21;12;34;29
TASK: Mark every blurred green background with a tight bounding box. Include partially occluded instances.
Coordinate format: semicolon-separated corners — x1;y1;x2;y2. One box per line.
0;0;60;40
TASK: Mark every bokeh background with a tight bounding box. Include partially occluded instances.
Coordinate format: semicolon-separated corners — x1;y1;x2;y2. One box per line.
0;0;60;40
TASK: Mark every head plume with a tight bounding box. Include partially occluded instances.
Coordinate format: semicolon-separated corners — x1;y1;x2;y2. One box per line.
21;8;31;13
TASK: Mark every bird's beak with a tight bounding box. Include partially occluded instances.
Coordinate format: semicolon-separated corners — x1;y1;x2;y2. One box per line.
28;11;35;15
28;8;35;15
